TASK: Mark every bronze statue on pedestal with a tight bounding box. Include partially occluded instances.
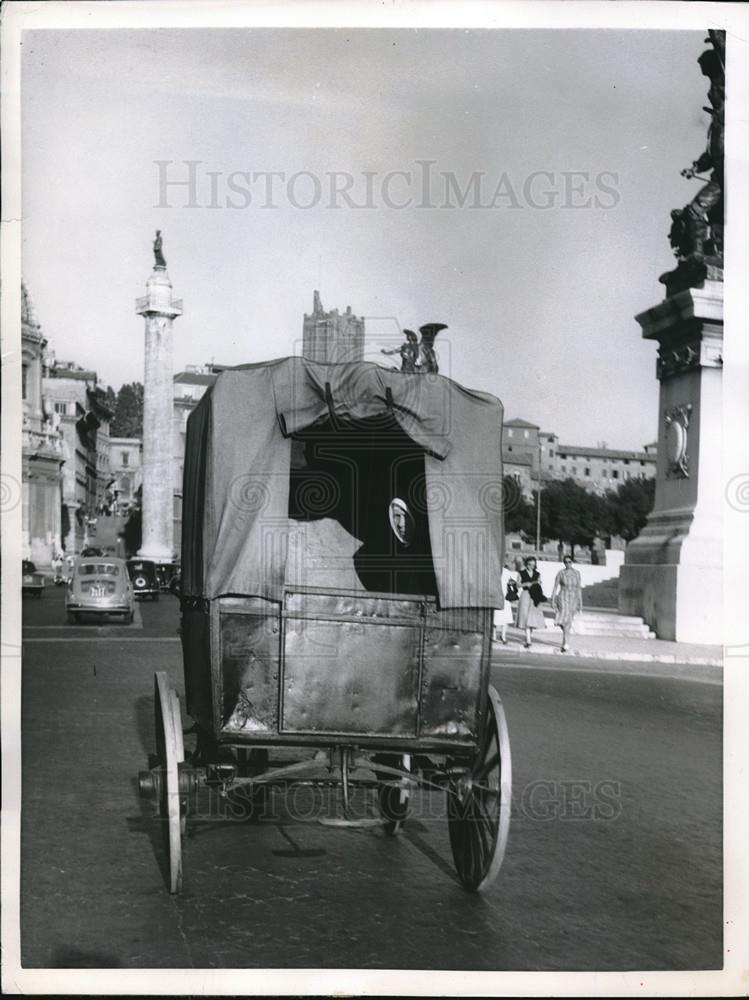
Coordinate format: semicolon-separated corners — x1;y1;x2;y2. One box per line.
661;31;724;294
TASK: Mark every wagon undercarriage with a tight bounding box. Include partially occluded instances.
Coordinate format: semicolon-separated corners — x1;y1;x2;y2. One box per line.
140;671;511;896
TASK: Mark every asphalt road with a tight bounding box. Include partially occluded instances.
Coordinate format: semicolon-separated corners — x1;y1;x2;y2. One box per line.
20;587;722;970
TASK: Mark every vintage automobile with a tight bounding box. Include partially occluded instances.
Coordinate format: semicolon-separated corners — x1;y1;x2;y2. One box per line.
22;559;45;598
127;559;160;601
154;561;180;593
66;556;135;624
138;357;512;894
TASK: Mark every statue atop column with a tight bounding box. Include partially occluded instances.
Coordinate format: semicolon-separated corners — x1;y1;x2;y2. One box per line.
153;229;167;269
660;31;724;295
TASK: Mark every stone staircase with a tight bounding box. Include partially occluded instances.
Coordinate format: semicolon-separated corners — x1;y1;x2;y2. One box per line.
543;575;656;639
571;610;656;639
580;576;620;609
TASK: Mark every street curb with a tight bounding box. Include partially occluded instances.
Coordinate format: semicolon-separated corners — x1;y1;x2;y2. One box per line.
491;640;722;669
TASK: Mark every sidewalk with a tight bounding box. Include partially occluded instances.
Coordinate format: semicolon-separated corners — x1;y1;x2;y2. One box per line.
494;625;722;668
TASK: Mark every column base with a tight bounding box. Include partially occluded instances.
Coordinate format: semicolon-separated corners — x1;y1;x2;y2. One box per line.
137;544;176;562
619;562;721;644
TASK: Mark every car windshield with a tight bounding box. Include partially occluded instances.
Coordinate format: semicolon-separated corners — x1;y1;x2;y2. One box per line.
78;563;120;577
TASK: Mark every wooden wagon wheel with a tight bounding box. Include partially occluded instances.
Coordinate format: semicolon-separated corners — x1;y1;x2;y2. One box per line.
378;753;412;836
447;685;512;892
154;671;185;893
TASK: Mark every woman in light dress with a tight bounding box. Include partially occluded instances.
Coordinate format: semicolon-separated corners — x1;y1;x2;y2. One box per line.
516;556;546;649
551;554;583;653
493;573;519;644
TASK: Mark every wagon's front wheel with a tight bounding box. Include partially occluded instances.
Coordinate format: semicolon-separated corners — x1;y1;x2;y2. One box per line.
154;671;185;893
447;685;511;892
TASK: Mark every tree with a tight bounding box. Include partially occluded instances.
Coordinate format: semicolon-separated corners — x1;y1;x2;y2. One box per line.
110;382;144;438
502;475;536;537
603;478;656;541
104;385;117;415
539;478;608;556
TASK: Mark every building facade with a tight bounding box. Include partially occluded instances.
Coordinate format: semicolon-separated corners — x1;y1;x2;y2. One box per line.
172;364;225;556
554;443;656;492
109;437;143;510
501;417;656;495
21;282;64;566
302;290;364;363
43;360;113;555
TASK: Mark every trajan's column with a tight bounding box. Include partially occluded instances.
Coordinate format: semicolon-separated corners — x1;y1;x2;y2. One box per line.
135;231;182;560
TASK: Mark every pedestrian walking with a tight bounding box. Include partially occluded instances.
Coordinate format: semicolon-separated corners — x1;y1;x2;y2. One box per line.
493;574;519;644
516;556;547;648
551;555;583;653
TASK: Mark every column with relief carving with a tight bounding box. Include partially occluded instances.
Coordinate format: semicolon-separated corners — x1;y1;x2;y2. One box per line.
135;231;182;561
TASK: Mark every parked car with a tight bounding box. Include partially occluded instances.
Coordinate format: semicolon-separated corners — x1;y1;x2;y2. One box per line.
22;560;45;598
126;559;160;601
154;561;180;593
66;557;134;624
81;546;105;558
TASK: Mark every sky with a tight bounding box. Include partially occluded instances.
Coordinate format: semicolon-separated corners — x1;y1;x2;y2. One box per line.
21;26;710;450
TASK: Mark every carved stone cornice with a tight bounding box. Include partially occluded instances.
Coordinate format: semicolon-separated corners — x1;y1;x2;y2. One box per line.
656;337;723;380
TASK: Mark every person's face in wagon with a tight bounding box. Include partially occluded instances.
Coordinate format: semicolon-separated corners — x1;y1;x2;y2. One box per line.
389;499;414;546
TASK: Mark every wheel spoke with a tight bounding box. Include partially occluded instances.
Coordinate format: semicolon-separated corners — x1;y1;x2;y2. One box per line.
474;750;500;783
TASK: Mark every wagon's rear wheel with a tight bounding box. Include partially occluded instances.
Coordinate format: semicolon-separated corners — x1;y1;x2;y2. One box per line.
154;671;185;893
378;754;412;836
447;685;511;892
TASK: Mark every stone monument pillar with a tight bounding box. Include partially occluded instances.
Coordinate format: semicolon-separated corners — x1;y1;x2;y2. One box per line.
618;33;724;643
135;231;182;560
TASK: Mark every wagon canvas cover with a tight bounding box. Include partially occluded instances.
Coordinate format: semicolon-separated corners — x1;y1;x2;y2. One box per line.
181;357;504;608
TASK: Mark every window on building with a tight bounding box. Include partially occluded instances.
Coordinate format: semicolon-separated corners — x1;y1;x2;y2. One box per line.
549;449;554;457
640;460;645;467
623;459;630;465
625;470;630;479
511;540;522;550
561;465;566;473
585;468;591;476
612;470;619;479
571;466;577;475
508;445;513;452
507;429;513;438
524;430;529;439
54;401;67;414
121;452;129;466
22;365;29;401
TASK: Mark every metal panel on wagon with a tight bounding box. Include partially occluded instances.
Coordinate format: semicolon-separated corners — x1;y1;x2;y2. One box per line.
420;625;483;739
281;617;420;736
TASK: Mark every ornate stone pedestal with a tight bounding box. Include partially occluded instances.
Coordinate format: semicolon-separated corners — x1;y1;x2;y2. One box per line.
136;261;182;561
618;280;723;643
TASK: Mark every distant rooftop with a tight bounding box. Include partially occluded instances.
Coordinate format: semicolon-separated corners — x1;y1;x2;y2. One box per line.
557;444;655;461
174;371;218;387
503;451;534;466
504;418;540;429
47;362;98;382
